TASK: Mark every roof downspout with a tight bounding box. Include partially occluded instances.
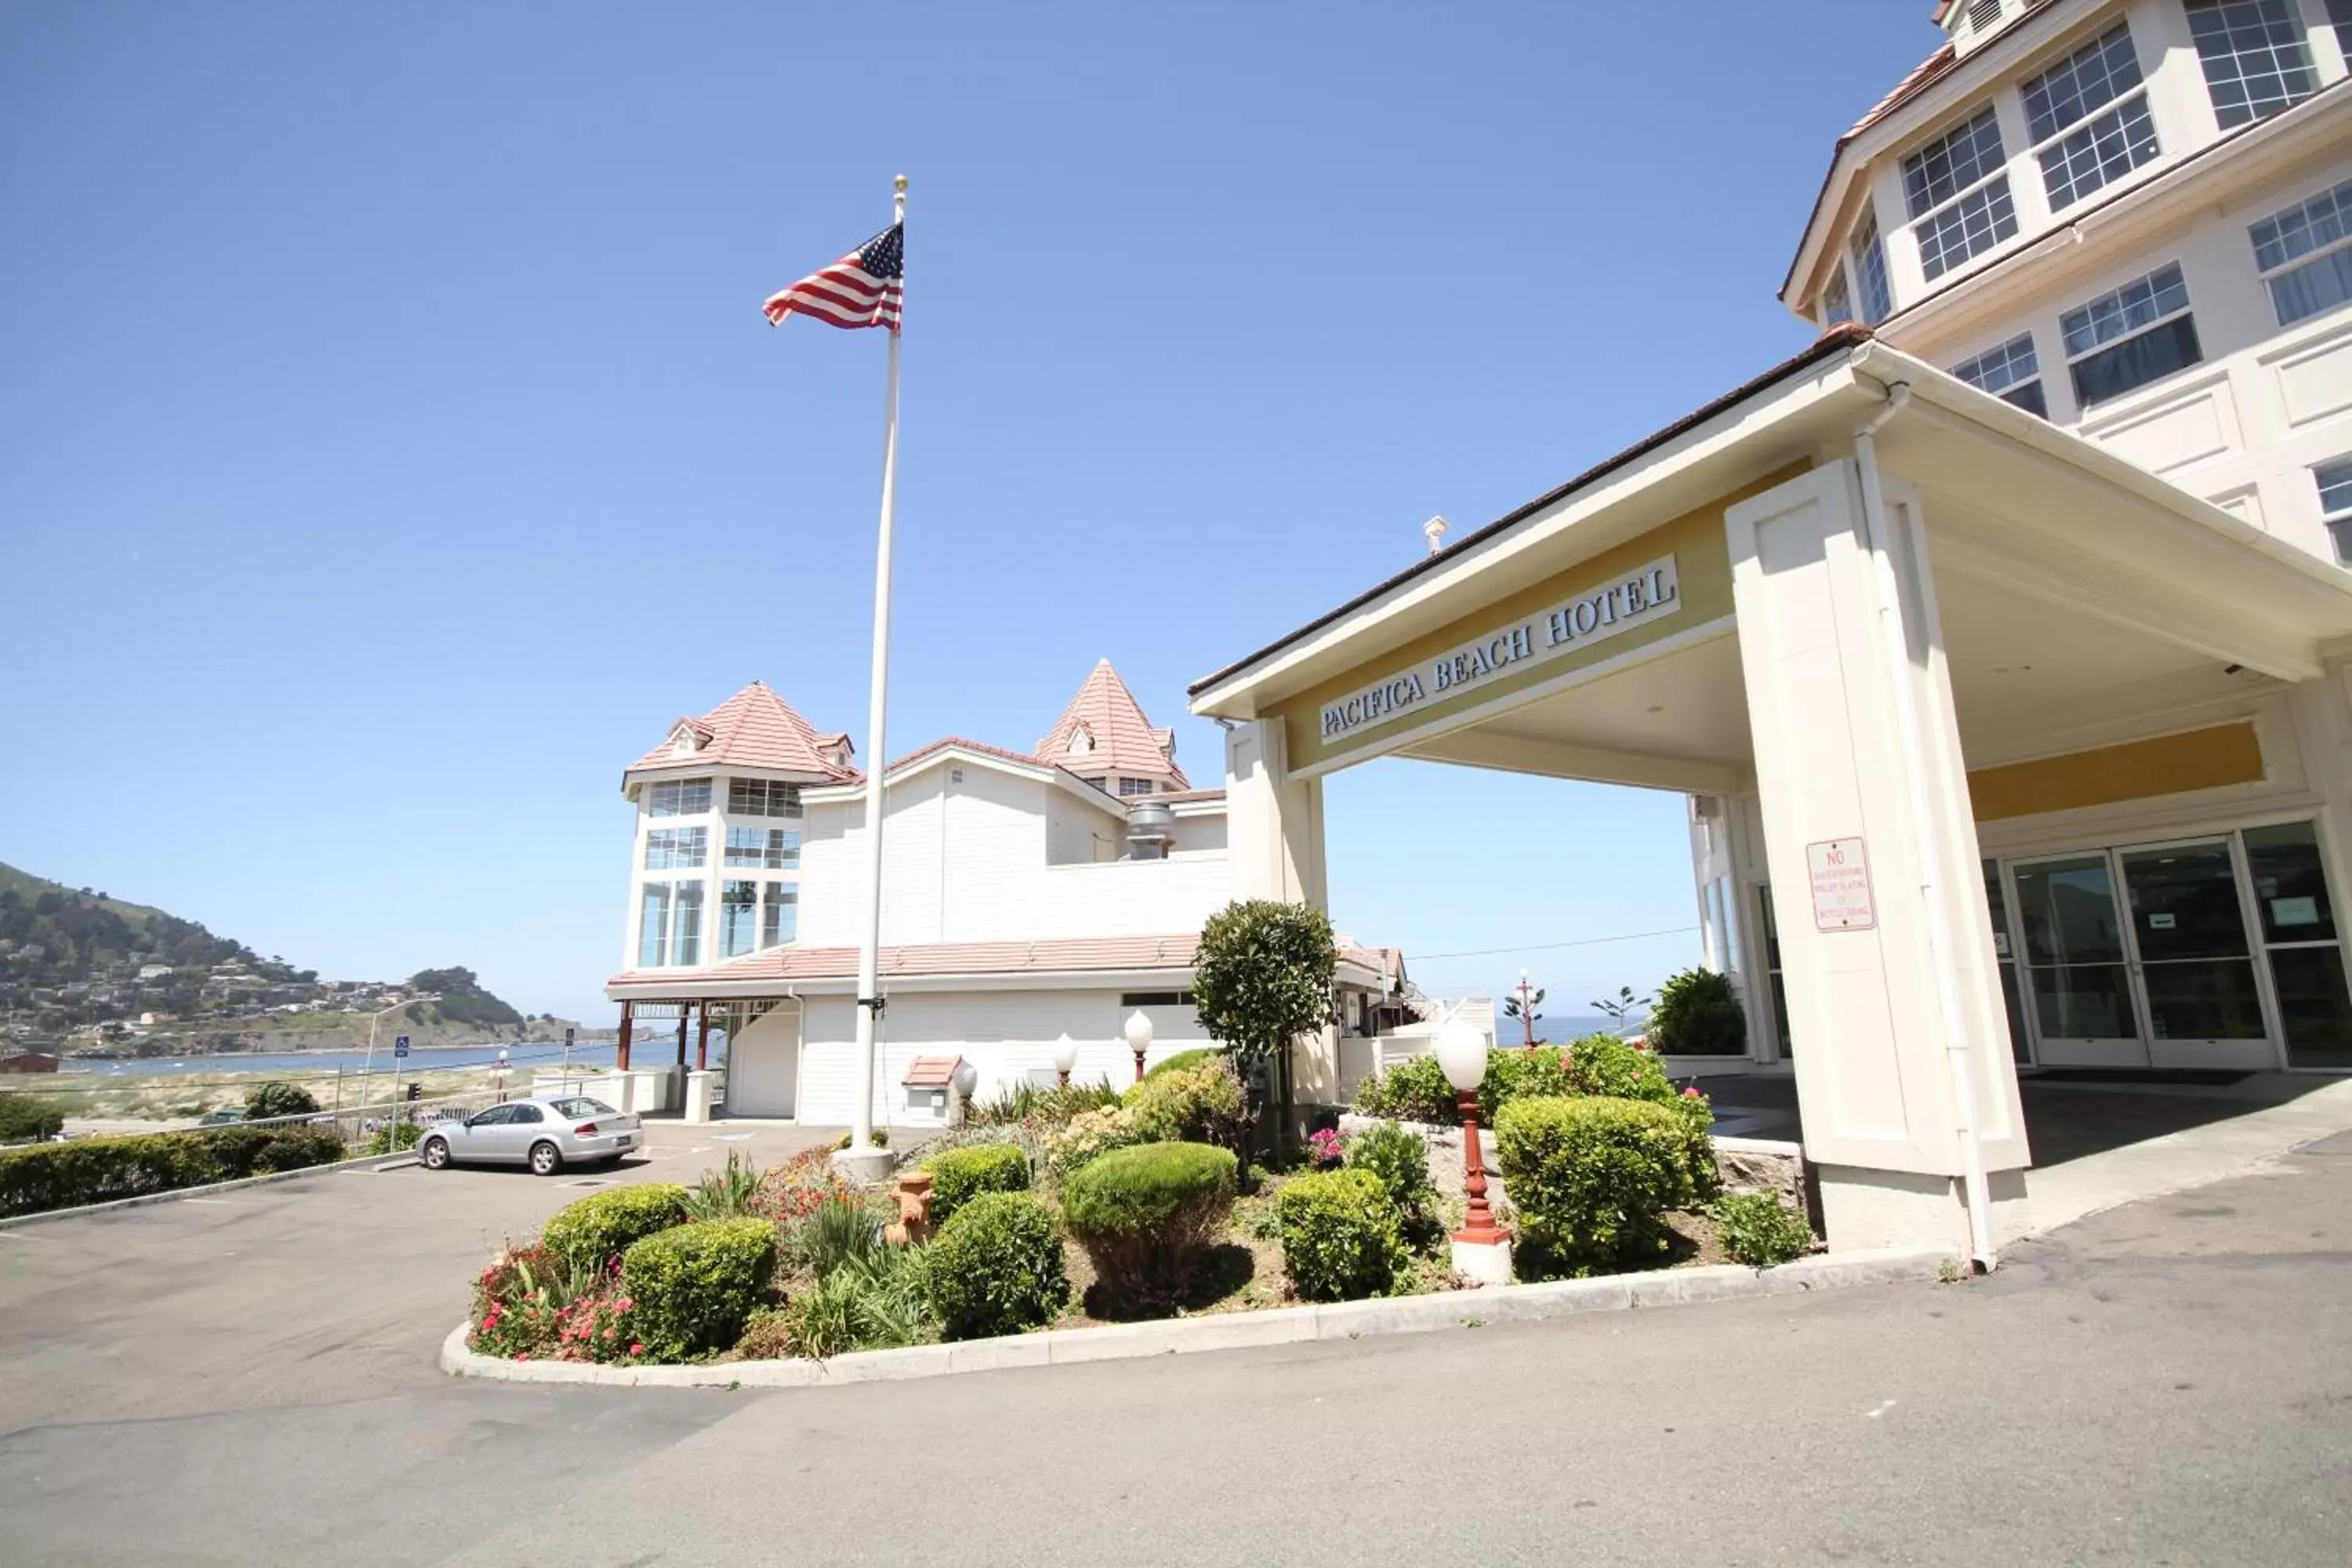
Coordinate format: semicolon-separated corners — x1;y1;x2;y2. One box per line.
1847;367;1998;1275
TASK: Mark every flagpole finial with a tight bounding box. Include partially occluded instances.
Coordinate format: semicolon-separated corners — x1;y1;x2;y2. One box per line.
893;173;907;223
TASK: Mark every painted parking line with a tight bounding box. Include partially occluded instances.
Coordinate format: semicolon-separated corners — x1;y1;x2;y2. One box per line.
0;1229;52;1241
179;1199;238;1207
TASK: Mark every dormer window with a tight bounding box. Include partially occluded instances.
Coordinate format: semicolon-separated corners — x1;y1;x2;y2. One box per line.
1821;267;1854;327
1066;724;1095;757
1951;0;2013;57
1849;211;1892;323
1904;107;2017;281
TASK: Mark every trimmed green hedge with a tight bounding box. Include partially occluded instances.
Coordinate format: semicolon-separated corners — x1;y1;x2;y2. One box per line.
0;1096;67;1145
1062;1141;1237;1307
926;1191;1068;1341
541;1183;690;1271
1277;1167;1407;1301
1344;1120;1436;1229
620;1217;778;1361
1142;1047;1218;1080
0;1124;347;1218
920;1142;1029;1228
1495;1096;1687;1279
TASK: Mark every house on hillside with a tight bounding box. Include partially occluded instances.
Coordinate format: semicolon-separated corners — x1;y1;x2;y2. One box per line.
603;663;1436;1123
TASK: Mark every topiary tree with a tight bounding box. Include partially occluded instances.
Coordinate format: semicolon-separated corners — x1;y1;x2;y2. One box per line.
243;1080;319;1122
1190;899;1338;1153
1647;967;1748;1056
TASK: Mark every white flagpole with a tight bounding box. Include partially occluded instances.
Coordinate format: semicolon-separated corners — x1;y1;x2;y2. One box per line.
844;172;906;1167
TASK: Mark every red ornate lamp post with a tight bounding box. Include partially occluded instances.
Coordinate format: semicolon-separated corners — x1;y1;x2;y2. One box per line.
1434;1011;1512;1284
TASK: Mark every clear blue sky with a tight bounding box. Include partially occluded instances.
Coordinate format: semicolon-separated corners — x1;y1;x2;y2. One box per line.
0;1;1941;1026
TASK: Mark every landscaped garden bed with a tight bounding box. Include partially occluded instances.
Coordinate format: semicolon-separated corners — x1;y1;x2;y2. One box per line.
459;1039;1821;1373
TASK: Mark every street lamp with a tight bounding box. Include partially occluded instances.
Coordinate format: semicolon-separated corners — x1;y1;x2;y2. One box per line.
1123;1009;1153;1085
495;1047;510;1103
1433;1009;1512;1286
1050;1033;1078;1089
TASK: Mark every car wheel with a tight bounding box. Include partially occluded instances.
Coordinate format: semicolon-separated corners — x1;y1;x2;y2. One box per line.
528;1141;563;1177
420;1137;450;1171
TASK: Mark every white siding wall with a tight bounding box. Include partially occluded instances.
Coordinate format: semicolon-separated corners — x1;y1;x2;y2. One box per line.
1167;813;1229;854
793;988;1217;1125
798;764;1230;946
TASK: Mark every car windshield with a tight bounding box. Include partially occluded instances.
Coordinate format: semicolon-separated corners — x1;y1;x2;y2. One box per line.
548;1098;615;1118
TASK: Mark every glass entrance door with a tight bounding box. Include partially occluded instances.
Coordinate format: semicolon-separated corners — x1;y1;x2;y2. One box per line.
2013;853;2146;1066
2117;839;2271;1069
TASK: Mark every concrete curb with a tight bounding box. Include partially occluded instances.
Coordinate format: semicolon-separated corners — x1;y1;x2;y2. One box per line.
439;1244;1956;1390
0;1150;419;1230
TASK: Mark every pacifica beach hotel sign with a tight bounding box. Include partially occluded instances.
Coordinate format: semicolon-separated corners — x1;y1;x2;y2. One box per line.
1319;555;1681;743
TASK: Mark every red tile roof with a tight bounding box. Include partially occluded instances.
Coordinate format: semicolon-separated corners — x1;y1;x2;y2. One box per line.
624;681;858;783
884;735;1050;775
1034;659;1191;789
609;933;1391;992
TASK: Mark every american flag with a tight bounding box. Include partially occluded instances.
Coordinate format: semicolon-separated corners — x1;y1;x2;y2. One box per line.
761;223;903;332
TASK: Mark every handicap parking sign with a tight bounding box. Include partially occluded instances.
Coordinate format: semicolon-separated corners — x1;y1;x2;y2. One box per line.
393;1034;410;1059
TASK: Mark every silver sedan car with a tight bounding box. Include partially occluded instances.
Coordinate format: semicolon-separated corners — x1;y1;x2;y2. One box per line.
416;1096;642;1176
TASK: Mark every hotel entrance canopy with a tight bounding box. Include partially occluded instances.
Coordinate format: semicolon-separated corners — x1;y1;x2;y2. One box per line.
1190;328;2352;1258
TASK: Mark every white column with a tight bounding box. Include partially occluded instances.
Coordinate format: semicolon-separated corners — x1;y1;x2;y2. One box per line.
1224;719;1327;909
1726;460;2031;1257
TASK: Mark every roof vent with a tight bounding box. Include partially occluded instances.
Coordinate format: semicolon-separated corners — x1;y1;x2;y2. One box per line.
1422;515;1450;557
1125;800;1175;861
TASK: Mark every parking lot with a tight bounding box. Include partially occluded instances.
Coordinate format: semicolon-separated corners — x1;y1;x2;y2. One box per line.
0;1120;835;1434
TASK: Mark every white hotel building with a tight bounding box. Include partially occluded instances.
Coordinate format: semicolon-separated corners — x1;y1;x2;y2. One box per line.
1189;0;2352;1256
602;662;1416;1123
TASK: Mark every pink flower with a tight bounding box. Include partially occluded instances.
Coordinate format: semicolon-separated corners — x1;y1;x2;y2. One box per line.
512;1352;528;1362
1682;1086;1702;1098
630;1342;644;1356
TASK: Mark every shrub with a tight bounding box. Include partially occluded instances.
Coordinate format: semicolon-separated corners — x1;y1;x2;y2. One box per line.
364;1121;423;1155
621;1216;779;1362
0;1096;67;1145
1496;1096;1688;1279
1345;1120;1437;1230
752;1144;863;1229
1350;1054;1454;1124
1648;967;1748;1056
1563;1033;1672;1101
540;1182;689;1272
966;1079;1121;1130
682;1150;762;1222
469;1243;598;1359
1480;1045;1574;1120
244;1080;320;1121
1044;1105;1147;1179
921;1142;1030;1229
1713;1190;1815;1268
1142;1047;1219;1080
925;1191;1068;1341
788;1190;887;1278
1061;1142;1237;1308
1276;1167;1408;1301
768;1244;932;1359
0;1123;347;1218
1126;1058;1246;1147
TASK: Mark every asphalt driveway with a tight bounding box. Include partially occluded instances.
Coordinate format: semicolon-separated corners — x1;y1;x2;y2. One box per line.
2;1123;2348;1566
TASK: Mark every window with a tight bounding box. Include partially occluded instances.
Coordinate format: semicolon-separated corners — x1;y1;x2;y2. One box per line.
2061;263;2202;405
1821;265;1855;327
1120;991;1197;1007
549;1098;616;1118
1951;332;2049;417
2185;0;2317;129
727;778;804;818
760;884;798;947
2312;458;2352;563
2252;179;2352;327
1850;211;1892;324
510;1104;544;1123
2243;821;2352;1068
637;883;670;967
2332;0;2352;60
720;880;759;958
2022;23;2159;212
647;777;712;818
1117;777;1156;797
1903;107;2017;280
644;826;706;870
724;826;800;869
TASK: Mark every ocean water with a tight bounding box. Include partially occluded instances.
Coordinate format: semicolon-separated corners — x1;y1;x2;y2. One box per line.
61;1040;622;1079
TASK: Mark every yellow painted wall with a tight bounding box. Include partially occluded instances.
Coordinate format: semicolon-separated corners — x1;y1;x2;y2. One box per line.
1967;722;2265;822
1276;465;1804;772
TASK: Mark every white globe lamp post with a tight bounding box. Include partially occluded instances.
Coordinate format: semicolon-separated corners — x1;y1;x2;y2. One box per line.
1433;1009;1512;1285
1050;1033;1079;1090
1123;1008;1154;1085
